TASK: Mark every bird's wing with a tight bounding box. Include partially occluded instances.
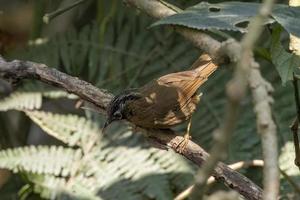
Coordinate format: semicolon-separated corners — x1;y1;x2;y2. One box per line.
126;54;218;128
156;56;217;103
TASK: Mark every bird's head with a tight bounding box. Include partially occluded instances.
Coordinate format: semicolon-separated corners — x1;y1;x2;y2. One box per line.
103;91;141;130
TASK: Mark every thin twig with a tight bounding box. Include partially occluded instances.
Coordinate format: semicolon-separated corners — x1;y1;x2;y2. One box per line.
291;74;300;168
289;0;300;170
242;0;279;198
190;98;241;199
280;168;300;195
127;46;161;88
293;75;300;120
157;0;181;13
175;160;264;200
204;191;240;200
43;0;88;24
0;56;262;200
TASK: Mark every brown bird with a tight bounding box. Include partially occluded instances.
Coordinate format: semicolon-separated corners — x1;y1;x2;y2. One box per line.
104;54;218;151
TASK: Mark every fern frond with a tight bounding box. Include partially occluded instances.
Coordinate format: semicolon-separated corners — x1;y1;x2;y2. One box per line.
0;145;82;176
77;128;194;200
30;174;102;200
25;111;100;151
0;90;78;112
149;148;195;189
42;90;78;99
18;117;194;199
0;92;42;111
30;174;67;199
96;146;173;200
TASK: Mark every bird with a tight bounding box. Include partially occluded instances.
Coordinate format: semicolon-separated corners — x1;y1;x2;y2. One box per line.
103;54;218;152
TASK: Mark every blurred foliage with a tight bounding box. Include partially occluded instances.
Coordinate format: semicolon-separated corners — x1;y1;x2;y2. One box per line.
0;0;299;199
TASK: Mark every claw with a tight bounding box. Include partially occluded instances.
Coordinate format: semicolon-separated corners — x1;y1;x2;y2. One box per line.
175;118;192;153
175;134;191;153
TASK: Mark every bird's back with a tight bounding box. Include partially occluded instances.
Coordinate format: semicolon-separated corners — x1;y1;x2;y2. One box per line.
126;54;218;128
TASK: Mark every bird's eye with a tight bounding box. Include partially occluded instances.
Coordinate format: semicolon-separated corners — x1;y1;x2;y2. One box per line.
113;111;122;119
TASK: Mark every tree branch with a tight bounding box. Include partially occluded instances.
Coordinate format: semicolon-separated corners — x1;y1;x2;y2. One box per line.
239;0;279;199
175;160;264;200
146;130;262;200
0;56;262;200
0;57;112;112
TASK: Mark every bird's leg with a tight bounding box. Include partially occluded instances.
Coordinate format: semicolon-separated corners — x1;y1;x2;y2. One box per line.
176;118;192;153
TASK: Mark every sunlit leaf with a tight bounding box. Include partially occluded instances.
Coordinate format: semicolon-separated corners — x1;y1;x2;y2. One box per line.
279;141;300;199
270;26;300;85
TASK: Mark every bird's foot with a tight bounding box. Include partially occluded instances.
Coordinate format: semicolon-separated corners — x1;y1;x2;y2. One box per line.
175;134;191;153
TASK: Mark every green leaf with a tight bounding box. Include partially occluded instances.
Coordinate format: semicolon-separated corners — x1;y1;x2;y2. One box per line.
270;26;300;85
152;2;300;37
255;47;271;61
151;2;270;32
272;5;300;38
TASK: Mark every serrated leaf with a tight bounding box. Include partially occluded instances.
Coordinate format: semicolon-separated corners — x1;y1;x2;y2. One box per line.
271;26;300;85
152;2;300;37
152;2;268;32
272;5;300;38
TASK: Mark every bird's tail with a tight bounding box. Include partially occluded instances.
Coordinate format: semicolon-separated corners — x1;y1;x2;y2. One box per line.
190;54;218;79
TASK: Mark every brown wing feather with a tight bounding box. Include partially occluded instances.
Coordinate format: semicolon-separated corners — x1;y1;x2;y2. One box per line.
126;54;217;128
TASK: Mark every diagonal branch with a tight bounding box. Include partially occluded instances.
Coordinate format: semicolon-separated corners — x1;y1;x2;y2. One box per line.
0;56;262;200
175;160;264;200
0;57;113;112
148;130;262;200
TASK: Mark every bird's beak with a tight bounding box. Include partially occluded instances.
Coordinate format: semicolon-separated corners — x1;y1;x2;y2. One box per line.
102;121;110;134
